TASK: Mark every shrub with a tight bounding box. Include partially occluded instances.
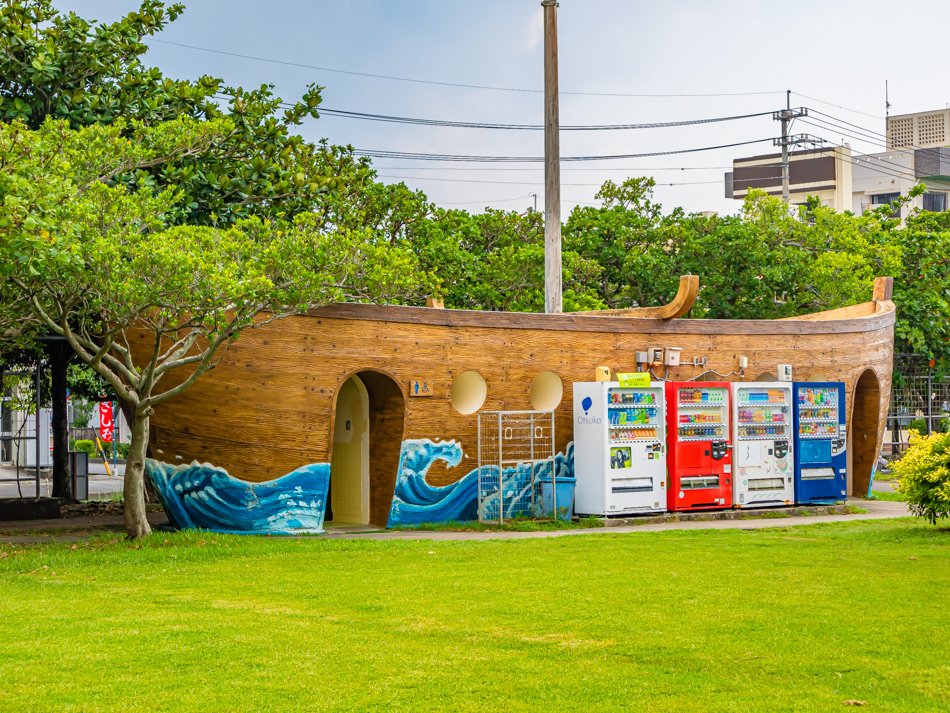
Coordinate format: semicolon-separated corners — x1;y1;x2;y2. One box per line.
892;431;950;525
70;439;97;457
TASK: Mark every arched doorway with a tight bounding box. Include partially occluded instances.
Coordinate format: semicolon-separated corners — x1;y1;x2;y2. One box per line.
851;369;881;497
329;376;370;525
329;370;405;528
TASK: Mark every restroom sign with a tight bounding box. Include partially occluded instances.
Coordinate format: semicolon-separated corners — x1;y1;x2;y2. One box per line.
410;381;433;397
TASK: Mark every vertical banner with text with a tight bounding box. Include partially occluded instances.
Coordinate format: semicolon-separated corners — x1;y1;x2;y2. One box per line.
98;401;114;443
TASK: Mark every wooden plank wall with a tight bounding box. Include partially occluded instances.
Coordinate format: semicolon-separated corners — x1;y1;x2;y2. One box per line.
142;303;895;505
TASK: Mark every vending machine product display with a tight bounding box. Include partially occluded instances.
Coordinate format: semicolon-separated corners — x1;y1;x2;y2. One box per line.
793;382;847;504
572;381;667;515
665;382;733;511
731;383;794;508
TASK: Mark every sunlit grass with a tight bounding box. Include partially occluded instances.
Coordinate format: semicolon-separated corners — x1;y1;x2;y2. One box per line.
0;519;947;712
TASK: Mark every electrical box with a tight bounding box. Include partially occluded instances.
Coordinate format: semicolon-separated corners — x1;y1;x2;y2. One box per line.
635;351;649;366
664;348;682;366
738;355;749;369
595;366;611;382
778;364;793;382
649;347;664;365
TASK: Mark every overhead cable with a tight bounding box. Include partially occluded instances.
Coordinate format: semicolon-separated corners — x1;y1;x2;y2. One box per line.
153;38;782;98
317;107;775;131
352;138;776;163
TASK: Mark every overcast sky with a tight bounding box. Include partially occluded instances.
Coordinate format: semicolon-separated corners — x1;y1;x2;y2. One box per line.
58;1;950;215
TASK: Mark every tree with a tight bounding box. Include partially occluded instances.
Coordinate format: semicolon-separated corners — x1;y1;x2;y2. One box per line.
2;118;429;537
1;0;375;500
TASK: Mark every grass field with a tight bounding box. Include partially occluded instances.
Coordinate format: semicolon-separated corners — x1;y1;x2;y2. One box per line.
1;520;948;712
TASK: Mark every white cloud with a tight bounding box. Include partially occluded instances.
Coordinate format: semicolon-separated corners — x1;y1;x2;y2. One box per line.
523;7;543;52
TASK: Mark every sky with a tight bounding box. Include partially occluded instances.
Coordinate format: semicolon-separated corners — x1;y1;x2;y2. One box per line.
56;0;950;215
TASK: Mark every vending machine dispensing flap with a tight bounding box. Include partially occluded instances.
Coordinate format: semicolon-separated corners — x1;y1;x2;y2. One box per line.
774;440;789;459
710;440;728;460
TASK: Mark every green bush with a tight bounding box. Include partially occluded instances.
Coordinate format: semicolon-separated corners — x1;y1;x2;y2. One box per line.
908;418;928;434
892;431;950;525
70;439;97;457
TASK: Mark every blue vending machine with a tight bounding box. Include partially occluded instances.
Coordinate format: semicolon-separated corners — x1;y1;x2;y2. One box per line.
793;382;847;504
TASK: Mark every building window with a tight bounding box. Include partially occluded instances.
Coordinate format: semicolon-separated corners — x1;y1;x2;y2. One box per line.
923;191;947;212
871;192;901;218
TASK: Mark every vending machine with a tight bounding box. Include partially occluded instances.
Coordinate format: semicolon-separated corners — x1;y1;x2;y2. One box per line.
572;381;667;516
731;383;794;508
665;382;733;511
793;382;847;504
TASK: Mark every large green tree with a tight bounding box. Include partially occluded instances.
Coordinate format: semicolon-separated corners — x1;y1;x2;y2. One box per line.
2;118;428;536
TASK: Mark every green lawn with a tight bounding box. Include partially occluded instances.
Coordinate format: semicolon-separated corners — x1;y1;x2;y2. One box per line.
0;520;948;712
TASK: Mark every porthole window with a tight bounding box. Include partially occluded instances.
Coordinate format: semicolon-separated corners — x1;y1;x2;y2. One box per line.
450;371;487;415
530;371;563;411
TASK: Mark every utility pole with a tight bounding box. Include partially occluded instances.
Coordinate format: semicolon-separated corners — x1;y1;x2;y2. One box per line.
772;90;808;205
542;0;561;313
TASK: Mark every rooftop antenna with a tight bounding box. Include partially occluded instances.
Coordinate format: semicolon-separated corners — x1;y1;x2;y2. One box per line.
885;80;891;148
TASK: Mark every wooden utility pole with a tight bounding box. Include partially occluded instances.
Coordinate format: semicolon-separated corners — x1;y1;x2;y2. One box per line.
542;0;561;313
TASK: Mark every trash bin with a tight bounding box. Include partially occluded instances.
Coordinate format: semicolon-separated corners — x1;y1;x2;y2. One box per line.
536;476;576;521
69;450;89;501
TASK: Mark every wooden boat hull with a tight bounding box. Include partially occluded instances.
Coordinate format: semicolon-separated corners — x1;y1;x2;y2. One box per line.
141;282;895;531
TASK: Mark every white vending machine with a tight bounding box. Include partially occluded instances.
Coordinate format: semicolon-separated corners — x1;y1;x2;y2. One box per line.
731;382;795;508
572;381;667;516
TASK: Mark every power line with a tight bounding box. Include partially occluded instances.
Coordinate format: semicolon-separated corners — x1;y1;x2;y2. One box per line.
377;173;785;188
791;92;884;121
352;138;776;163
799;120;921;179
317;106;775;131
152;38;782;98
368;165;735;171
808;109;950;165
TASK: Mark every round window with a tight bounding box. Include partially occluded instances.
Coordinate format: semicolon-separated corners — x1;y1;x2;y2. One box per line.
530;371;563;411
450;371;487;415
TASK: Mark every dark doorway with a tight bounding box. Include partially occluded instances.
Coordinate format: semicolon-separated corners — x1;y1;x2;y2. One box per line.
851;369;881;497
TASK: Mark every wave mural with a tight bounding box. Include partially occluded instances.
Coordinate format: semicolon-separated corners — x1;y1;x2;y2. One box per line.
146;460;330;535
386;439;574;527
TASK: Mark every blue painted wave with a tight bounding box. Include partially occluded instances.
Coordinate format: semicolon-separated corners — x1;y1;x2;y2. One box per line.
387;440;477;526
146;459;329;535
387;440;575;527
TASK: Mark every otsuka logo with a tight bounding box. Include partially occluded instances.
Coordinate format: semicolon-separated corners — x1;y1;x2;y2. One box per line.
576;396;601;424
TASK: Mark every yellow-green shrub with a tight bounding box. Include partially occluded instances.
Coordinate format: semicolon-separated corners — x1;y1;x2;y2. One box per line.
893;431;950;525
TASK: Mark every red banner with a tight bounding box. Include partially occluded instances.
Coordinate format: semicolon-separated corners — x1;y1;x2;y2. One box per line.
98;401;114;443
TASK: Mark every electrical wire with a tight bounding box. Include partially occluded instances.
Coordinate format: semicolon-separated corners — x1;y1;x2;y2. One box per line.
808;109;950;164
152;38;782;98
317;106;775;131
791;92;884;120
376;173;785;188
353;138;776;163
368;165;736;171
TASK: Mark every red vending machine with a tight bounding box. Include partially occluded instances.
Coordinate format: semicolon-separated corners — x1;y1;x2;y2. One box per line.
665;382;733;511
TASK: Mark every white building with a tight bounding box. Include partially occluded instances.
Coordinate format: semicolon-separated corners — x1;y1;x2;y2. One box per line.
725;107;950;219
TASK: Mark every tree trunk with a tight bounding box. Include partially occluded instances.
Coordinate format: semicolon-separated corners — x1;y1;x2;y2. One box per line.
48;340;72;501
124;411;151;538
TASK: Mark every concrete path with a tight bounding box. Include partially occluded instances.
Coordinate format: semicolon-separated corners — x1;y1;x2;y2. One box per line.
0;499;911;546
323;499;911;542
